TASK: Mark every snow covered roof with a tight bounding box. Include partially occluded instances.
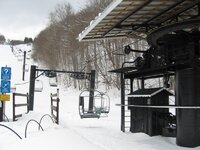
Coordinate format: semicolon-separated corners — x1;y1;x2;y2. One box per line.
127;88;174;98
78;0;199;42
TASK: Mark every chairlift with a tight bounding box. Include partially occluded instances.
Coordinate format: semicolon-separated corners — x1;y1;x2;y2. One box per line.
45;71;57;78
95;91;110;114
17;56;23;62
79;90;110;119
25;64;29;72
26;54;31;60
35;80;43;92
49;76;57;87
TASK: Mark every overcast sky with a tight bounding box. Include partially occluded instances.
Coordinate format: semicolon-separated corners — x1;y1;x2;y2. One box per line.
0;0;87;40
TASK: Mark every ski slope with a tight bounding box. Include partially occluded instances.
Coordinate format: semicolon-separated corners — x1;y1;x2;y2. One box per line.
0;44;198;150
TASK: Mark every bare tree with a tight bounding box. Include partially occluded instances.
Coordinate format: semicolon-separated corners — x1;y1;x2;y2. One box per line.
32;0;146;90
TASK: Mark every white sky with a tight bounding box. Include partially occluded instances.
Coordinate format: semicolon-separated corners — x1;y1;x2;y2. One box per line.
0;0;87;40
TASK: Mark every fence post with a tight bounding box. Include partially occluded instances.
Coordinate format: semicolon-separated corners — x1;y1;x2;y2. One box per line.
57;89;59;124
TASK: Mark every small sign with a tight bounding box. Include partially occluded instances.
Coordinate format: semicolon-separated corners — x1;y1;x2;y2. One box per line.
70;73;90;80
0;94;10;101
1;80;11;93
1;67;11;80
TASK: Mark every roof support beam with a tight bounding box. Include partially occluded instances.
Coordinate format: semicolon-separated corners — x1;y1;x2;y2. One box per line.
144;0;186;24
131;0;186;32
160;0;200;24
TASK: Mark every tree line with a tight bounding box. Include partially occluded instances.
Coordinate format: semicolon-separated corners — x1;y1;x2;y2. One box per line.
32;0;148;90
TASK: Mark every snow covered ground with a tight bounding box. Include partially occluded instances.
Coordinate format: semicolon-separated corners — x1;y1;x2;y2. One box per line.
0;44;199;150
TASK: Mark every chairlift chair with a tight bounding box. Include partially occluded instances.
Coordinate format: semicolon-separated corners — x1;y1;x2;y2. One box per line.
17;55;23;62
78;90;110;119
95;92;110;114
34;80;43;92
49;77;58;87
25;64;29;72
26;53;31;60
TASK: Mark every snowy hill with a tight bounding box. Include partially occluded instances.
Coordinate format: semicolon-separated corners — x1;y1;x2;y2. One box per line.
0;44;198;150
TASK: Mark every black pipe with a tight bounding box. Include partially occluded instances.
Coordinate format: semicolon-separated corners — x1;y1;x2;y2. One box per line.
38;114;55;130
25;119;44;138
0;124;22;139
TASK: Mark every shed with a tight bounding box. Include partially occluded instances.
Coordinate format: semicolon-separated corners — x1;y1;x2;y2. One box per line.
128;88;173;136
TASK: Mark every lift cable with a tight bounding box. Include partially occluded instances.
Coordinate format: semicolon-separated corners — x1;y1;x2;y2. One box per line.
79;39;147;71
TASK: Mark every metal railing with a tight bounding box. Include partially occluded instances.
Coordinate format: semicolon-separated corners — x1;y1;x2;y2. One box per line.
50;89;60;124
13;93;29;121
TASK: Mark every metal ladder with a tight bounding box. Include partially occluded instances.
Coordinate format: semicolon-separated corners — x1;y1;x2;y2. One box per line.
121;74;131;132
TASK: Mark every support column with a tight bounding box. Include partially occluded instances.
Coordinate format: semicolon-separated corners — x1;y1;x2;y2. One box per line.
22;51;26;81
176;67;200;147
29;65;36;111
121;73;125;132
141;78;145;89
88;70;95;112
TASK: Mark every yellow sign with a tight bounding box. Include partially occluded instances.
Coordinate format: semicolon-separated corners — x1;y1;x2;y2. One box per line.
0;94;10;101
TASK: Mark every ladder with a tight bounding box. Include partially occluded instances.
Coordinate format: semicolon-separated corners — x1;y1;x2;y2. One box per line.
121;73;131;132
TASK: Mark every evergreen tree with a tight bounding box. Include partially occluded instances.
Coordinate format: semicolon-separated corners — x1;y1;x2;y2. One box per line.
24;37;29;43
0;35;6;44
28;38;33;43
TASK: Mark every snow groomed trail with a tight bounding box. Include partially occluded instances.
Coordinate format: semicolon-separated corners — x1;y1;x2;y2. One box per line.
0;44;198;150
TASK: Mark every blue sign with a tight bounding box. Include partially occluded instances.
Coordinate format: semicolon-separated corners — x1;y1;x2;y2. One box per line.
1;67;11;80
1;80;10;93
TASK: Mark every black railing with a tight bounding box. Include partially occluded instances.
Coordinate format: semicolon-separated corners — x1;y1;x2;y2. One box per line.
50;89;60;124
13;93;29;121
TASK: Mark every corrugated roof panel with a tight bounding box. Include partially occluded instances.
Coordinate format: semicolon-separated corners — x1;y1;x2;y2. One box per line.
78;0;199;42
